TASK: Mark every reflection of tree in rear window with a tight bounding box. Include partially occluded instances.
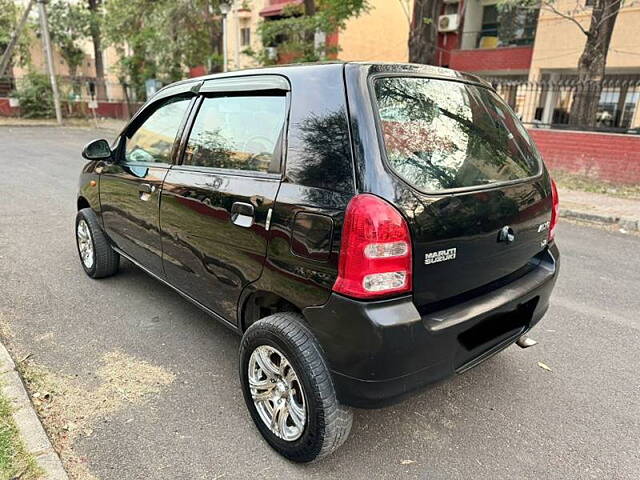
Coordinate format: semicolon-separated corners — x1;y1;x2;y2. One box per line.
373;77;541;192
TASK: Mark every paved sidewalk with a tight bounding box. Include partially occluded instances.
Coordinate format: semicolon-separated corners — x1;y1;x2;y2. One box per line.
558;187;640;231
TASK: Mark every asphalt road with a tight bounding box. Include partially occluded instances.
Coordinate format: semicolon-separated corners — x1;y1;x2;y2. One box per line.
1;126;639;480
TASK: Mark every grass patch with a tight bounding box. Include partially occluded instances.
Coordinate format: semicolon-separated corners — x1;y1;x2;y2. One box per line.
0;388;43;480
552;170;640;200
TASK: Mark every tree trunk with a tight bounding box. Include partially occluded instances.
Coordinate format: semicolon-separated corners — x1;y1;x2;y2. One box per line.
409;0;441;65
303;0;317;57
303;0;316;15
169;26;182;82
120;77;131;119
87;0;106;100
213;27;223;73
569;0;622;127
204;1;223;73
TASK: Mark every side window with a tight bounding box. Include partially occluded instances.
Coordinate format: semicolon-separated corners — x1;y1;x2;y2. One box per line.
240;27;251;46
183;95;286;173
124;96;191;164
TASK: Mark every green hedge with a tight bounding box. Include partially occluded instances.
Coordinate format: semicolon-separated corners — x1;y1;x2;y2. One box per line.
14;73;55;118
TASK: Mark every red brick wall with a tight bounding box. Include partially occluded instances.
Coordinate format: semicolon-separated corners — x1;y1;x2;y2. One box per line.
0;98;141;120
449;46;533;72
189;65;207;78
529;129;640;185
95;101;142;119
0;98;19;116
436;32;460;67
326;31;339;60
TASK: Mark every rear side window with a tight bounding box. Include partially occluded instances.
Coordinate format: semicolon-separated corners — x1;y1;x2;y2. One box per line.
373;76;541;193
184;95;286;173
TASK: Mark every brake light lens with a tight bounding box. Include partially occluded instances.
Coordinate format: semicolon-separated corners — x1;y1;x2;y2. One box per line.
333;194;412;299
549;179;559;241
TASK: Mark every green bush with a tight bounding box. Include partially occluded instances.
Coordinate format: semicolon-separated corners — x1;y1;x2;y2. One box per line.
14;72;55;118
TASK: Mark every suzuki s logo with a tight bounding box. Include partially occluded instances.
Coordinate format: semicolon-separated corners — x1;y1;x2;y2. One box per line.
498;226;515;244
424;248;457;265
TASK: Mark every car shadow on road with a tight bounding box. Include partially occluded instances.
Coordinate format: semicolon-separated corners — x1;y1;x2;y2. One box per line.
103;258;527;478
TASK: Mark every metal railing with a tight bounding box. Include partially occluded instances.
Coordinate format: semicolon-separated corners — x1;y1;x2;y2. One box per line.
487;75;640;134
0;75;146;119
3;74;640;132
0;75;130;102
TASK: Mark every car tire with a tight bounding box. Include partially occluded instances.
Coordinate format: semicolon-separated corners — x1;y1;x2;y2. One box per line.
239;312;353;462
75;208;119;279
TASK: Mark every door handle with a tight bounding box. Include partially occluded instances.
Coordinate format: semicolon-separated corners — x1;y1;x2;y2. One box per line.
231;202;255;228
139;183;156;201
139;183;155;194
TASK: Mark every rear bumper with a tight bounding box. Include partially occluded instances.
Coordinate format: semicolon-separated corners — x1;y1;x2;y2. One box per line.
303;243;559;408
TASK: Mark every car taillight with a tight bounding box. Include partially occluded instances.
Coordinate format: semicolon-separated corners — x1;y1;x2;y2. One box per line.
549;179;559;242
333;194;412;299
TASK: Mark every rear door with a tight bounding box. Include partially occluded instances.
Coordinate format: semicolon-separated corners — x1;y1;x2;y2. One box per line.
160;75;289;322
99;94;193;276
371;75;552;309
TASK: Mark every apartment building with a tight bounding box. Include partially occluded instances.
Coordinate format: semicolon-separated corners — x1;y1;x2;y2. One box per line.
3;0;640;132
525;0;640;130
354;0;640;131
254;0;640;186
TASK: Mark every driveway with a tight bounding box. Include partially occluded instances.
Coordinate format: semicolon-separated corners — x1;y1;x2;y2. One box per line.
0;126;638;479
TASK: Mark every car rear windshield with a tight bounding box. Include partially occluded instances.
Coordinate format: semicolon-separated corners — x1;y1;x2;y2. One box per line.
372;76;541;193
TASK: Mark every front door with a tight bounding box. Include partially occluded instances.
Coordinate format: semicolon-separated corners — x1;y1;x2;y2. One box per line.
100;95;192;276
160;79;288;322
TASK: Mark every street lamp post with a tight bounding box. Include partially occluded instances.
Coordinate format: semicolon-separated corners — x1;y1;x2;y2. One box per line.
219;2;231;73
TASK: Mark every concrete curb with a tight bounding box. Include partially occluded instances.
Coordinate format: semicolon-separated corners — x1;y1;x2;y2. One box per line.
559;208;640;232
0;343;68;480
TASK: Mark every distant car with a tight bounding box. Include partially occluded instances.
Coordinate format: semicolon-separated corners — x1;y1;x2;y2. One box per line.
75;62;560;462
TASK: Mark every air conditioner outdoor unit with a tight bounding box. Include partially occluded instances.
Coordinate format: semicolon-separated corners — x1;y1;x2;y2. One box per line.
438;14;459;32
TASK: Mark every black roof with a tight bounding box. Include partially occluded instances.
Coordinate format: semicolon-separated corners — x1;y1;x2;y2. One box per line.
157;61;491;97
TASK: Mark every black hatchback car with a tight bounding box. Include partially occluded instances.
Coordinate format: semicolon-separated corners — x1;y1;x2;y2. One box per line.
76;62;559;462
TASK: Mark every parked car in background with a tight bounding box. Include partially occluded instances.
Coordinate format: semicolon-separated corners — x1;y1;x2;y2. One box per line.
75;62;560;462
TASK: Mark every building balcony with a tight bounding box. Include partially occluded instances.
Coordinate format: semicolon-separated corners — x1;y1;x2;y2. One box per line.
449;44;534;73
236;8;252;19
259;0;303;18
449;0;538;74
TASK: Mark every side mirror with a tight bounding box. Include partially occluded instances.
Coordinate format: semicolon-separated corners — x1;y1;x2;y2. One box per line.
82;139;112;161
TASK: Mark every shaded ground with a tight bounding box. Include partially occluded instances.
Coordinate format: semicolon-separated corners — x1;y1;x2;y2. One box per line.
1;126;639;479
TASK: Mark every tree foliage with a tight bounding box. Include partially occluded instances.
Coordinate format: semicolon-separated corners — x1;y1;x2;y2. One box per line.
408;0;440;65
0;0;32;71
500;0;625;126
256;0;370;64
496;2;539;46
102;0;224;98
14;72;54;117
48;0;92;78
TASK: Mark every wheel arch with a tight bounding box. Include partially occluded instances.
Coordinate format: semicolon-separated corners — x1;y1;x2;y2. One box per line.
239;289;302;333
77;196;91;211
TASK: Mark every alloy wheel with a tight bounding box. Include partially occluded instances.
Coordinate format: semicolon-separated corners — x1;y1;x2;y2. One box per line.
248;345;306;441
77;219;94;269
